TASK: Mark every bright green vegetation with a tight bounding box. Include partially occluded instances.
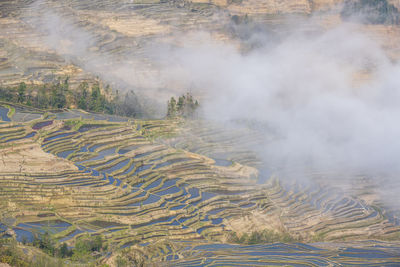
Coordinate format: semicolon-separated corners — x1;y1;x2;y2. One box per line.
5;105;15;118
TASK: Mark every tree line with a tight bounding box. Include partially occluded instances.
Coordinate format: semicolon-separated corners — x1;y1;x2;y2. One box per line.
227;229;296;244
0;232;107;267
166;92;199;118
31;231;106;262
0;78;141;117
341;0;400;24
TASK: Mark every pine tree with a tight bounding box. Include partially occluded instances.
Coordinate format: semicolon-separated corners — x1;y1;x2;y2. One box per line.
177;96;184;113
26;93;32;106
17;82;26;103
77;82;88;110
167;97;177;118
59;243;69;258
55;81;67;108
166;93;199;118
37;86;48;108
90;83;102;111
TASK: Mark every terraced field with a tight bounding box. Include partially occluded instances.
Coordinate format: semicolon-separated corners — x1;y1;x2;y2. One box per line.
4;0;399;101
0;0;227;96
1;0;400;265
0;104;399;265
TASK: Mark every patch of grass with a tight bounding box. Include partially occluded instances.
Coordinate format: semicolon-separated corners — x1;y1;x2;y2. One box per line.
64;119;85;131
5;105;15;118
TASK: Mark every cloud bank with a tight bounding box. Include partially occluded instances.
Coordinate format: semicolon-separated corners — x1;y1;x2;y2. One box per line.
26;2;400;200
160;24;400;185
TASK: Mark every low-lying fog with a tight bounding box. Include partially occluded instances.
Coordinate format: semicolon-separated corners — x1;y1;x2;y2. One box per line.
27;1;400;209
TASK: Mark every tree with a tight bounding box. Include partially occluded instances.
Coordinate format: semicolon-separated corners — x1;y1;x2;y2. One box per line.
77;82;89;110
177;96;184;112
166;93;199;118
0;78;140;118
26;91;32;106
0;87;13;101
89;83;104;112
49;79;67;108
341;0;400;24
34;231;55;256
167;97;177;118
17;82;26;103
59;243;69;258
118;90;138;117
92;235;103;252
37;86;48;108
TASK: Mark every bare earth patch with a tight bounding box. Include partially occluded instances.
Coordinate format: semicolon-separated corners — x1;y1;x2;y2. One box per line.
0;143;77;173
224;209;285;235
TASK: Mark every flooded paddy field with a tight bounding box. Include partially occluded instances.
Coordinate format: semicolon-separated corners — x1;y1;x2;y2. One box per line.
165;241;400;266
1;105;400;265
2;0;400;264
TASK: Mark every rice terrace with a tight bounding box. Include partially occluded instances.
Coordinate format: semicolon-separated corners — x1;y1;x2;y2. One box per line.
1;0;400;266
